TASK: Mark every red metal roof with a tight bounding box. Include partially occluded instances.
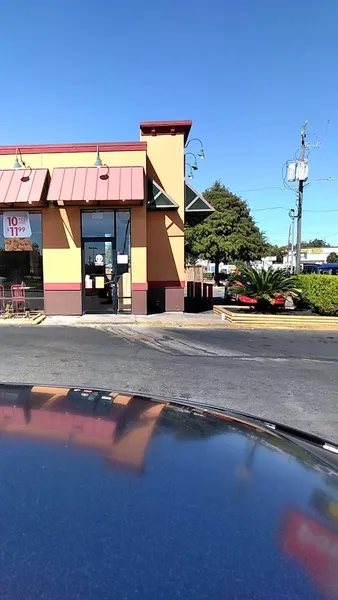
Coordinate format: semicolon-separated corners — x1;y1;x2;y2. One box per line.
0;168;49;205
47;166;144;203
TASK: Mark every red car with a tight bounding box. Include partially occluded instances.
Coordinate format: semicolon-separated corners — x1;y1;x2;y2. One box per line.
229;278;286;306
236;292;285;306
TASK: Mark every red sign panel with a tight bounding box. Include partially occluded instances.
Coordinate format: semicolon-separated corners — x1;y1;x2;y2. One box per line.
283;509;338;599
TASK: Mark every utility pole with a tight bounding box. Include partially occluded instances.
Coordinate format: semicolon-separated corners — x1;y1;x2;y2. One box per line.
295;122;307;273
288;209;296;272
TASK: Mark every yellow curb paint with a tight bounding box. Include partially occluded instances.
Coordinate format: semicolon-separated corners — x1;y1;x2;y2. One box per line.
31;314;46;325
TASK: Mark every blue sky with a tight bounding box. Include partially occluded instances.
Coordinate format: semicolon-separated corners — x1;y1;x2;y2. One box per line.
1;0;337;246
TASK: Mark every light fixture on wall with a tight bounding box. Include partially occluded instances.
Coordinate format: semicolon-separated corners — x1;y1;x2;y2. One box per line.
13;148;23;169
185;152;198;170
185;163;194;179
94;145;109;179
94;146;103;167
185;138;205;159
13;148;32;180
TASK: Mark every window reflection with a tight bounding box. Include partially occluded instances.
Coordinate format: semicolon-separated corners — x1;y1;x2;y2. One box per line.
81;211;114;238
116;211;131;311
0;212;43;311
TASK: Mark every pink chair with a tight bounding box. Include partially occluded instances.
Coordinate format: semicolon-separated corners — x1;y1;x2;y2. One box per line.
11;285;26;314
0;285;5;314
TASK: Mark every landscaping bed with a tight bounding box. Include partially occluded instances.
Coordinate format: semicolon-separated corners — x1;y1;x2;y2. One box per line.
224;306;315;317
213;305;338;329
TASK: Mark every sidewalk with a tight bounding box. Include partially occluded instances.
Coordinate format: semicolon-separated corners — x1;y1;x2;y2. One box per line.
42;311;225;328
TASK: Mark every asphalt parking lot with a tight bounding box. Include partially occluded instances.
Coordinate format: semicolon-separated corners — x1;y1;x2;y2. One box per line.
0;325;337;441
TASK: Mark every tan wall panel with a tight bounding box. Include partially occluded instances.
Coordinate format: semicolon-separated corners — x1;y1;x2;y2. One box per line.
130;205;147;283
167;235;185;281
143;133;185;284
145;135;184;217
147;211;184;282
43;206;81;283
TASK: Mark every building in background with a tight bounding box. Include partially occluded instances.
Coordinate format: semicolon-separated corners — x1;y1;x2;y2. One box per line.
0;120;213;315
283;247;338;267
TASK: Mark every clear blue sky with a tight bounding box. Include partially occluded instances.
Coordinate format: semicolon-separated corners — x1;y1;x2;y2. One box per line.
1;0;337;246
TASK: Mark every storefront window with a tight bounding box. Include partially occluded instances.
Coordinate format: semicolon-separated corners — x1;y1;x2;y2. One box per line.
81;210;131;314
81;211;115;238
0;212;43;311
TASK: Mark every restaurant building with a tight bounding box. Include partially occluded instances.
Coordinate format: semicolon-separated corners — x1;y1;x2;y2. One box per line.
0;120;212;315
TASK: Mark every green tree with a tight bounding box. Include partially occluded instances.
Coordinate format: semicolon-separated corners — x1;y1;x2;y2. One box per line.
229;266;300;312
301;239;329;248
327;252;338;263
263;244;287;263
185;181;267;283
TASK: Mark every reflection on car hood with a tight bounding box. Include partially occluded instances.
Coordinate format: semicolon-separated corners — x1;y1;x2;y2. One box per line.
0;383;338;600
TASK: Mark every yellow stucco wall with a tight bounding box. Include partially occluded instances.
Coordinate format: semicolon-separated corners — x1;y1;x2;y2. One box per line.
0;141;185;290
143;134;185;283
42;205;81;283
146;212;184;282
0;150;146;170
0;149;148;287
131;205;147;283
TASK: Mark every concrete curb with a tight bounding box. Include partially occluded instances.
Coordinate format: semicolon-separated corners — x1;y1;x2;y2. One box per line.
75;320;228;329
134;321;229;328
133;321;338;330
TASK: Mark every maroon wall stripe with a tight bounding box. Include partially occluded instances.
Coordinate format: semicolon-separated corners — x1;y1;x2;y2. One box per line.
148;281;185;289
44;283;81;291
131;283;148;291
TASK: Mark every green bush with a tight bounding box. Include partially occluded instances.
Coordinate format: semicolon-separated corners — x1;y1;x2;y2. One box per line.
203;272;214;281
296;274;338;316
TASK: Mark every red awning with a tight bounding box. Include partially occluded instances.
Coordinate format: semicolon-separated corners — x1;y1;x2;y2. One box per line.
0;169;49;205
47;166;144;204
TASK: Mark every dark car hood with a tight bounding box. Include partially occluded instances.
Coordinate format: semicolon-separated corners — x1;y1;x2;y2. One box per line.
0;384;338;600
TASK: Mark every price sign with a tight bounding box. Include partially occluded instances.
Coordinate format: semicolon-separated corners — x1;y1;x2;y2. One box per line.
3;212;32;238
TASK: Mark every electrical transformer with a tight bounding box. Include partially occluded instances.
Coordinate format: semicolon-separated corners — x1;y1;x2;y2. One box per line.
296;161;309;182
287;163;297;182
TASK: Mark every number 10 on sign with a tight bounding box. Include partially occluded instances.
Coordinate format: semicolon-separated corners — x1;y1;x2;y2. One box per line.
3;212;31;238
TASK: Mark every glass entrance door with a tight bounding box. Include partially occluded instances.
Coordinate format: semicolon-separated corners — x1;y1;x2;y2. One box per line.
82;237;117;313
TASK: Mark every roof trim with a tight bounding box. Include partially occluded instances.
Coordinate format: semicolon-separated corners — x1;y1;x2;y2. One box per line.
185;182;214;226
0;142;147;156
147;178;178;210
140;120;192;143
185;182;214;212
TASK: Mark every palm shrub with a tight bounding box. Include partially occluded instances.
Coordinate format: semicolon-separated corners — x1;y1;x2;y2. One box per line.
228;266;300;312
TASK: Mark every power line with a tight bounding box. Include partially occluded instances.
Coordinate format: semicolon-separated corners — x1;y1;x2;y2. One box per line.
235;186;285;193
252;206;289;212
264;230;338;237
305;208;338;213
251;206;338;213
235;175;336;195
